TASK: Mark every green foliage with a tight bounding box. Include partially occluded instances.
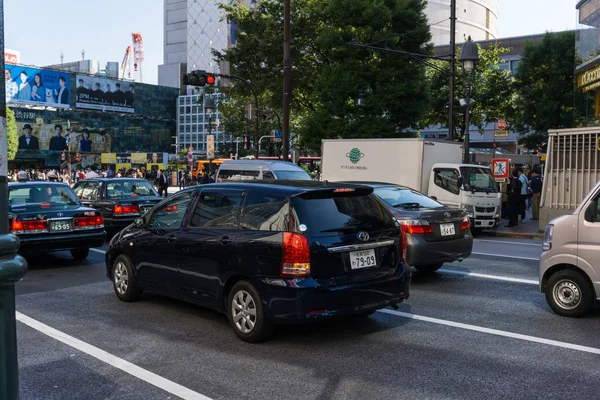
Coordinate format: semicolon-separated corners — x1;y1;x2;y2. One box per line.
6;107;17;160
215;0;433;152
423;43;514;138
511;31;577;150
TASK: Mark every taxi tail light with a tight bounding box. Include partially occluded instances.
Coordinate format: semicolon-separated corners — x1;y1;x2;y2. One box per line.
114;205;140;215
281;232;311;277
74;215;104;230
11;219;48;233
398;219;432;234
461;215;471;230
400;225;407;263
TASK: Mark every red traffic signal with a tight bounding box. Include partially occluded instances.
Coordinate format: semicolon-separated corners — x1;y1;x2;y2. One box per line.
206;74;216;85
182;70;217;87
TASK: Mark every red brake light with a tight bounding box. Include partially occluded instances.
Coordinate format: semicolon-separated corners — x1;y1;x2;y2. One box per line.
281;232;311;277
74;214;104;230
114;205;140;216
400;224;407;262
333;188;355;193
164;205;178;212
461;216;471;230
11;219;48;233
398;220;433;234
41;203;51;209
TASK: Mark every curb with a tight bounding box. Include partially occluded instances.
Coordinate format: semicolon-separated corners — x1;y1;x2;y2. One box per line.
476;230;544;240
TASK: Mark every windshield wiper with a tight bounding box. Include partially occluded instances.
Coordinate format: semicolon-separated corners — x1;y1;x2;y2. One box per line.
393;202;421;209
320;227;361;233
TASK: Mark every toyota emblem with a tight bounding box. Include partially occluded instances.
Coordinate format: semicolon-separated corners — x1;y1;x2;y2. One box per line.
57;213;64;217
357;232;370;242
444;212;451;218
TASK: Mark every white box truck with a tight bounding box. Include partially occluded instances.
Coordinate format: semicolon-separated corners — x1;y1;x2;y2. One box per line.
321;138;502;229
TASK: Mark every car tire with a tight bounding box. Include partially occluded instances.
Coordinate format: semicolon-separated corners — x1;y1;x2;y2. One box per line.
545;270;594;318
227;281;273;343
71;248;89;261
112;255;142;302
415;263;443;273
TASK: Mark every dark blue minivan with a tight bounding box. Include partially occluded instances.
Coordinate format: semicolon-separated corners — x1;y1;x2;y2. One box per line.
106;181;410;342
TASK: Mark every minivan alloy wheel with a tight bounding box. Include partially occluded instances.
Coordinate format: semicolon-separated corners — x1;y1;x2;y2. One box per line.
114;261;129;296
232;290;257;334
553;279;581;310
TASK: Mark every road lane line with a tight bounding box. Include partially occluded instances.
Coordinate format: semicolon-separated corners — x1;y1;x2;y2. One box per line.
438;268;538;285
376;309;600;356
16;312;212;400
475;239;541;247
90;248;106;254
471;252;540;261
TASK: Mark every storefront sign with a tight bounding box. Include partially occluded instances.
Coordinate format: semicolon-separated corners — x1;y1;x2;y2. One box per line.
578;64;600;92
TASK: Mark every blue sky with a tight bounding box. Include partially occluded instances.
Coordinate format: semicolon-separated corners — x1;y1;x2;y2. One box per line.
5;0;577;85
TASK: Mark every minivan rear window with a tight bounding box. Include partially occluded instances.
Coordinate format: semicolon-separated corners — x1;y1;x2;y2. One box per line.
291;193;396;236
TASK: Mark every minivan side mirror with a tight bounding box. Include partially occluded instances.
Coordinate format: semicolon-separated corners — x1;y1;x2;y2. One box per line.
585;202;597;223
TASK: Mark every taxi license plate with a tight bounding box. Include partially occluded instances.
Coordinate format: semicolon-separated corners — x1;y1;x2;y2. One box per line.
50;220;71;232
350;249;376;270
440;223;455;236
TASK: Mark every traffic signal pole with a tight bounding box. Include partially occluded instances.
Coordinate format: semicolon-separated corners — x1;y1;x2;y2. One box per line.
449;0;456;141
0;1;28;398
282;0;291;161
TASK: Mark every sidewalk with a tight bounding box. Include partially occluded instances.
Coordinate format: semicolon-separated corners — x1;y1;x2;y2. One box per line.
478;208;544;240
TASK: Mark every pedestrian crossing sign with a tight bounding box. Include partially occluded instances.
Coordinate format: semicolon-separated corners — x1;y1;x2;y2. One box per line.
492;158;509;179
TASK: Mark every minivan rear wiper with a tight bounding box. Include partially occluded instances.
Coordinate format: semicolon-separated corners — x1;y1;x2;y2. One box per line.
320;227;360;233
393;202;421;209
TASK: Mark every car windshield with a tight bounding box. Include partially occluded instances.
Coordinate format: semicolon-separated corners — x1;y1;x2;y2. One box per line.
273;170;312;180
9;185;80;211
374;187;444;209
106;180;158;199
460;167;498;193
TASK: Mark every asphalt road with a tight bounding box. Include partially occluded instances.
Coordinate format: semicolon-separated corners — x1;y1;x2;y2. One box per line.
15;237;600;400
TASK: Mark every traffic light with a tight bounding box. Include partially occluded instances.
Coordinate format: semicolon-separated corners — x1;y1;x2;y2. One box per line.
182;70;216;87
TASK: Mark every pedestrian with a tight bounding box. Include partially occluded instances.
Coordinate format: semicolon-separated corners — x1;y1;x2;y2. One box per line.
158;169;169;197
517;167;529;221
530;168;543;220
505;169;521;227
178;170;184;190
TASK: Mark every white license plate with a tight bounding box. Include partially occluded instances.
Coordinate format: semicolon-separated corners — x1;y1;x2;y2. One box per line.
440;223;455;236
50;220;71;232
349;249;377;270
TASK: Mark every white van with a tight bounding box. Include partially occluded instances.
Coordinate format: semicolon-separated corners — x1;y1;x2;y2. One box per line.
216;160;311;181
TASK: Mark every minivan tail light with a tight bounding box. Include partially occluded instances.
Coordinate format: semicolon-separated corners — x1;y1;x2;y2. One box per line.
542;224;553;251
114;204;140;216
398;219;432;234
281;232;311;277
461;215;471;230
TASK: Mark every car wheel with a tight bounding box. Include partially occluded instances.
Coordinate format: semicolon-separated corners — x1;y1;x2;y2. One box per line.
71;248;89;261
415;263;443;273
227;281;272;343
545;270;594;318
112;255;142;302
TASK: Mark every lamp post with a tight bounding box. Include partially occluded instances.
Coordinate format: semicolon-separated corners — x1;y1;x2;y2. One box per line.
204;96;216;175
458;36;479;165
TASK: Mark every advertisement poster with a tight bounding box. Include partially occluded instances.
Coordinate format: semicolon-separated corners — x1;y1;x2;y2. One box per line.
131;153;146;164
15;121;111;154
5;65;70;108
75;74;134;113
101;153;117;164
0;117;6;177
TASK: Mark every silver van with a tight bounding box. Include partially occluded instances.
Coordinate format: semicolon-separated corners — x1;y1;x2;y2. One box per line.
216;160;311;181
540;180;600;317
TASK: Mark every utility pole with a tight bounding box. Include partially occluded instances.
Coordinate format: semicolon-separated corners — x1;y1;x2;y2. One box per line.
0;1;28;398
282;0;291;161
448;0;457;141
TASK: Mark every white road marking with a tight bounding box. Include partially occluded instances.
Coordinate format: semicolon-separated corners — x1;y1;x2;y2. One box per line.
438;268;538;285
90;248;106;254
471;252;540;261
475;239;541;247
16;312;212;400
377;309;600;356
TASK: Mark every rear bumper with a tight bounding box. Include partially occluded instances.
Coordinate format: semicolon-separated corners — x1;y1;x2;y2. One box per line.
256;269;411;321
18;230;106;253
407;233;472;267
104;217;136;234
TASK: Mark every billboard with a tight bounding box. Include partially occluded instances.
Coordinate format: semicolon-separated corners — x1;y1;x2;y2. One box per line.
75;74;134;113
5;65;70;108
5;49;20;65
15;121;111;153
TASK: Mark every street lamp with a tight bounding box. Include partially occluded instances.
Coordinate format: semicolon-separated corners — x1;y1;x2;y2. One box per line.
458;36;479;164
204;96;216;175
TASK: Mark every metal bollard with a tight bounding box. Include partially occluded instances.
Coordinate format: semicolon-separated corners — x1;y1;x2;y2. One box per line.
0;234;28;400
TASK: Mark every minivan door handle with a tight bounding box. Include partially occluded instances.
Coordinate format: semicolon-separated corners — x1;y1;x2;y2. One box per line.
219;236;232;246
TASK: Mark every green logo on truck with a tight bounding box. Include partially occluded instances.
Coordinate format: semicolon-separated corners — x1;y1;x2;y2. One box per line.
346;148;364;164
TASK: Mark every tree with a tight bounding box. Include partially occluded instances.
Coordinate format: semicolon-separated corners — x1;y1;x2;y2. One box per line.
422;43;514;139
511;31;577;151
216;0;433;152
6;107;17;160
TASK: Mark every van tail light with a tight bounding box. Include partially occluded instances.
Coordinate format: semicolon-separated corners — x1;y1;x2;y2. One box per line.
400;225;407;263
281;232;311;277
114;204;140;216
11;219;48;234
461;215;471;230
74;215;104;230
398;219;432;234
